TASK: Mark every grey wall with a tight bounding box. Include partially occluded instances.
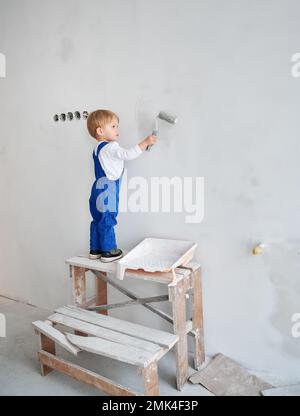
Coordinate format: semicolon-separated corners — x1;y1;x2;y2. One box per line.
0;0;300;381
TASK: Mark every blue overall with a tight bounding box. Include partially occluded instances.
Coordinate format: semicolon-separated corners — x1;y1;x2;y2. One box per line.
89;142;121;252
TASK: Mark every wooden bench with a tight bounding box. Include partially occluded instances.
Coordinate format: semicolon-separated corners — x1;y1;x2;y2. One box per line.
33;305;178;396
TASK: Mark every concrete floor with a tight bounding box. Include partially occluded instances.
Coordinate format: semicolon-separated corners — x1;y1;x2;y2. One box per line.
0;296;289;396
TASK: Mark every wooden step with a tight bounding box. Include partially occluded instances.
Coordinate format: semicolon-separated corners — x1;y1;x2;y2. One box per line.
54;305;178;349
48;313;162;356
65;333;158;368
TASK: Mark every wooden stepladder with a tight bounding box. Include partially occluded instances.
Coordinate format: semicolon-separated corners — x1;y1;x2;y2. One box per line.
67;257;205;391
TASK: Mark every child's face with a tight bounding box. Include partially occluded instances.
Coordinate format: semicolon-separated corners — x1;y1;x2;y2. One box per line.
97;117;119;141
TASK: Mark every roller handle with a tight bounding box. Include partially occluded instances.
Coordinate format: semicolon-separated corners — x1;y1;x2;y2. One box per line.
146;130;158;152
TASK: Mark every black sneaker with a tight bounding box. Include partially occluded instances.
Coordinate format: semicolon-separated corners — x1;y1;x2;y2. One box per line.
89;250;102;260
100;248;123;263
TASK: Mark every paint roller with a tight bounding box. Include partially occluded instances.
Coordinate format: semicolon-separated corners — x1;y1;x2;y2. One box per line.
146;111;178;151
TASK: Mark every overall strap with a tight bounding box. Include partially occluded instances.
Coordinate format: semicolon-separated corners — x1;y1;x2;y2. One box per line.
93;141;110;180
95;141;109;158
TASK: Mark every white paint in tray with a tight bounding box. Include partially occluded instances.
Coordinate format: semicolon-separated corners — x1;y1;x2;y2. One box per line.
116;238;197;280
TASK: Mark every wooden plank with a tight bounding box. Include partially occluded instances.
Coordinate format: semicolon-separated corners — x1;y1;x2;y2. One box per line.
54;305;178;349
191;268;205;369
142;362;160;396
95;273;108;316
89;295;169;311
72;266;87;306
65;333;156;368
189;353;272;396
33;321;80;356
67;255;177;284
66;256;117;273
67;256;191;283
48;313;163;356
169;278;188;391
72;265;88;336
178;264;205;368
38;351;140;396
38;333;56;376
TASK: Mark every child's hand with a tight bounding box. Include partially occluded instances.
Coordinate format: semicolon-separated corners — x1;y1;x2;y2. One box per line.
146;134;157;146
138;134;158;152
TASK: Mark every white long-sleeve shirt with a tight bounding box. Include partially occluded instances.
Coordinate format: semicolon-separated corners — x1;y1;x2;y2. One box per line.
94;141;143;180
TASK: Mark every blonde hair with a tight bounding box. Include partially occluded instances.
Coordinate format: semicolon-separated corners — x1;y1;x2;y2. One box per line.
87;109;119;139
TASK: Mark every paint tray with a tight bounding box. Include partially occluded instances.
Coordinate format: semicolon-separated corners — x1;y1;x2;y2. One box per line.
116;237;197;280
